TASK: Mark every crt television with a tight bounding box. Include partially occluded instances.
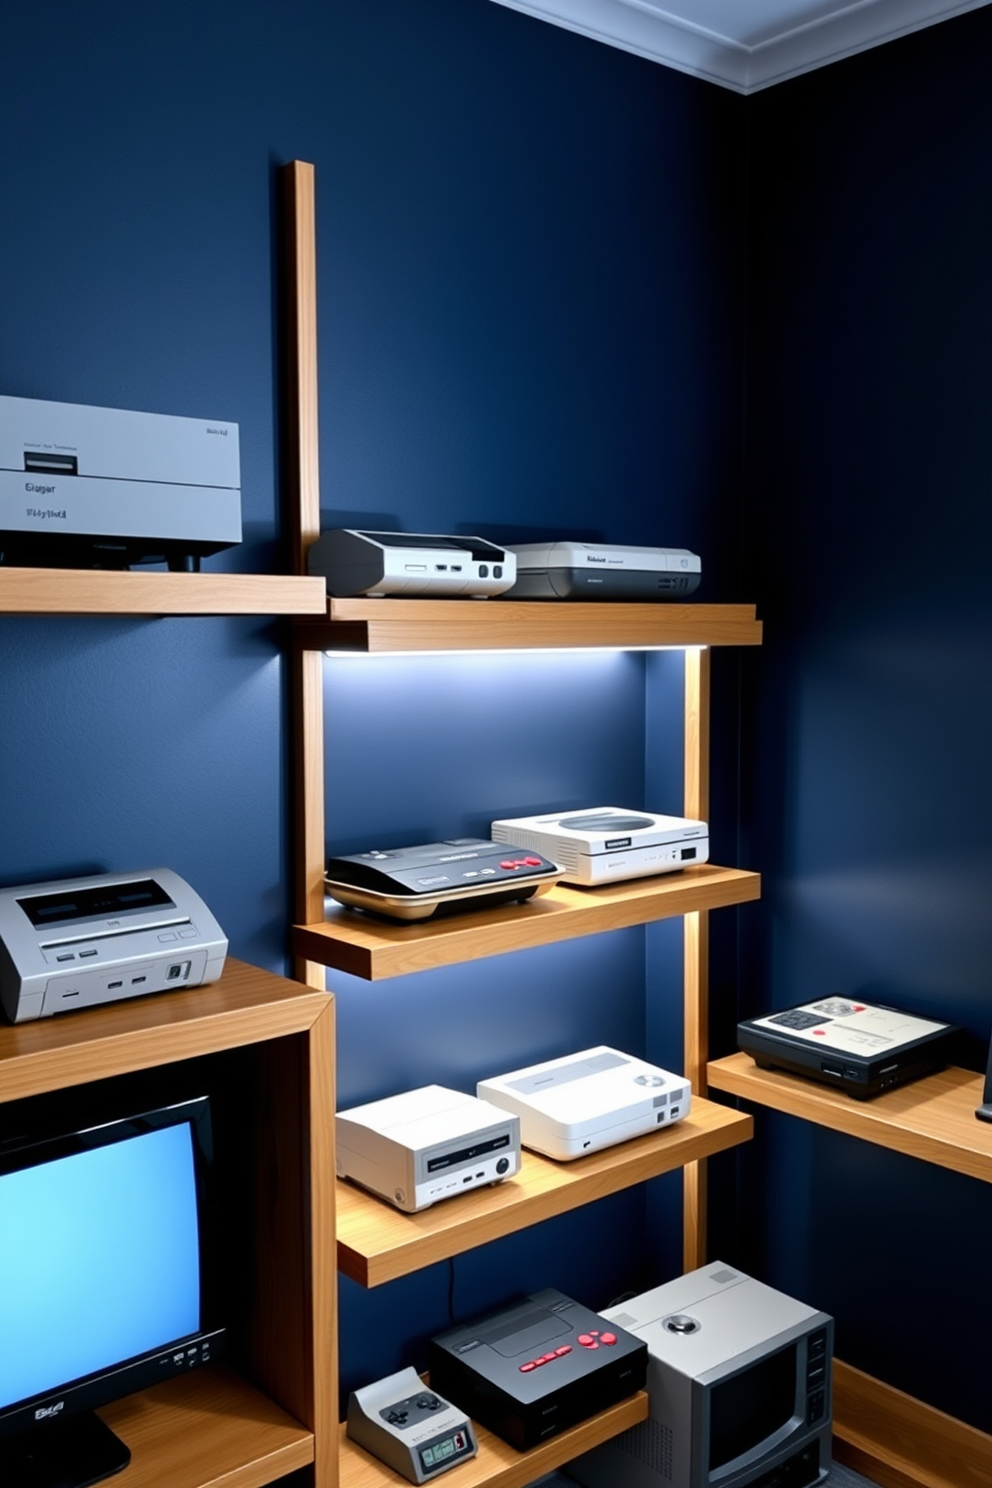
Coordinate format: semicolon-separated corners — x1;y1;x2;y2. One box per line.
0;1095;224;1488
566;1263;832;1488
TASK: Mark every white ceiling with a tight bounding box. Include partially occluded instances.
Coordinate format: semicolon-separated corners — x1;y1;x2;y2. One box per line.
490;0;992;92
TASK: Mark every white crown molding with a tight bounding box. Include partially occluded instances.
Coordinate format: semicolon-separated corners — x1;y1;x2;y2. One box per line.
489;0;992;92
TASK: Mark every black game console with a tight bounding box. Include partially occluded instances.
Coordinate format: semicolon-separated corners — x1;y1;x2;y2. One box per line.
324;838;562;921
427;1288;647;1451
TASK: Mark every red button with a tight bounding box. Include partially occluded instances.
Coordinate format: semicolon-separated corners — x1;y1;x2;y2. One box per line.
519;1362;536;1372
555;1346;572;1356
813;1029;825;1035
524;857;542;866
600;1333;617;1346
532;1356;546;1366
542;1353;557;1363
589;1330;600;1337
577;1334;593;1346
587;1340;600;1349
499;861;517;870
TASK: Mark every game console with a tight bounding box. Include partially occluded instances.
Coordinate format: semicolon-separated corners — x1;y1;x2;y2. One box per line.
504;541;700;600
347;1367;477;1483
307;529;516;597
0;394;240;569
738;997;960;1099
324;838;562;920
567;1264;832;1488
491;808;708;886
0;868;228;1023
477;1046;691;1160
336;1085;521;1213
428;1288;647;1450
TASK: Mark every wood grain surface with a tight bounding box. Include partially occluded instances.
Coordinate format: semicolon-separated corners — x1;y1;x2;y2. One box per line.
0;568;325;615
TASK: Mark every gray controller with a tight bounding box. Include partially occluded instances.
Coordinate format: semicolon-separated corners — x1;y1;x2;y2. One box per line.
346;1366;477;1483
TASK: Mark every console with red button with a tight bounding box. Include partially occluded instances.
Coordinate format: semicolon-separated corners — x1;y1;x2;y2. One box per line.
428;1288;647;1451
324;838;562;922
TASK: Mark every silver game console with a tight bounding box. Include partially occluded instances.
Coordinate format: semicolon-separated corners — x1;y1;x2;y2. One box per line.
568;1264;832;1488
308;529;516;597
347;1367;477;1484
504;541;700;600
0;394;241;568
0;868;228;1023
336;1085;521;1213
491;807;709;886
477;1046;691;1160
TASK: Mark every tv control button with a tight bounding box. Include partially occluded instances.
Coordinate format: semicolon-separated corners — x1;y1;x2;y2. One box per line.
555;1346;572;1356
600;1333;617;1345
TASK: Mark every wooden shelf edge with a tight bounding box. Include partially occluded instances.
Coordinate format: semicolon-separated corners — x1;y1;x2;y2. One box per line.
0;568;326;616
98;1362;313;1488
832;1359;992;1488
706;1053;992;1184
339;1389;648;1488
0;958;330;1103
296;599;762;653
337;1100;752;1286
295;867;761;981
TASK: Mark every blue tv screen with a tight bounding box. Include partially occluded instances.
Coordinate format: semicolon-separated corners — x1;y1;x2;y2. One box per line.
0;1114;202;1413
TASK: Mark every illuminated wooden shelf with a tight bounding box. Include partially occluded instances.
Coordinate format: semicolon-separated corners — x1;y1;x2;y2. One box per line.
0;957;329;1103
98;1364;313;1488
0;566;326;615
296;598;762;653
295;866;761;980
339;1390;648;1488
707;1052;992;1184
337;1098;753;1286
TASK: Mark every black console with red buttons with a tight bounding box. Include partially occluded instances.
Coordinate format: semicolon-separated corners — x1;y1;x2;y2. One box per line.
324;838;562;922
427;1288;647;1451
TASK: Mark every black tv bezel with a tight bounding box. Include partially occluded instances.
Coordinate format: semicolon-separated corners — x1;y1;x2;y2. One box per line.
0;1093;223;1442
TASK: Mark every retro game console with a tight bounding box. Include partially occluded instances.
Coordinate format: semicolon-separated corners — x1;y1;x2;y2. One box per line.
477;1046;691;1160
324;838;562;920
347;1367;477;1483
504;542;700;600
0;394;240;569
0;868;228;1023
567;1264;832;1488
336;1085;521;1213
491;808;708;886
738;997;960;1099
307;529;516;597
428;1288;647;1450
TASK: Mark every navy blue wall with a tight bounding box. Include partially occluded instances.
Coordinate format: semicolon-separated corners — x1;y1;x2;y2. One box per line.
741;7;992;1431
0;0;747;1413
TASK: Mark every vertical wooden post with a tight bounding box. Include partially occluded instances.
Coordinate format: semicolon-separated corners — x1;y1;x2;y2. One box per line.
683;646;711;1270
282;160;328;988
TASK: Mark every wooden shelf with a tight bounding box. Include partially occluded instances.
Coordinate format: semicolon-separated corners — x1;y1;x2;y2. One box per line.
296;598;763;653
339;1390;648;1488
0;958;329;1103
337;1098;753;1286
97;1364;313;1488
296;866;761;981
707;1052;992;1184
0;566;326;615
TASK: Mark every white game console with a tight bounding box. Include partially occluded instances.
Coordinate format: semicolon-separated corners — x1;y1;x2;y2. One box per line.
477;1046;691;1160
307;529;516;597
336;1085;521;1213
491;807;709;886
0;394;241;568
504;541;700;600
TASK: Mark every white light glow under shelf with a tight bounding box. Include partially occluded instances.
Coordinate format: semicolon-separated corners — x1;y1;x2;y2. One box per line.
322;644;707;658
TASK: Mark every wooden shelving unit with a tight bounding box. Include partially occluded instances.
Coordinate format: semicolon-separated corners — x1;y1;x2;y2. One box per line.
338;1098;753;1286
298;597;762;653
297;866;760;980
339;1392;649;1488
707;1052;992;1182
0;566;325;615
0;958;337;1488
